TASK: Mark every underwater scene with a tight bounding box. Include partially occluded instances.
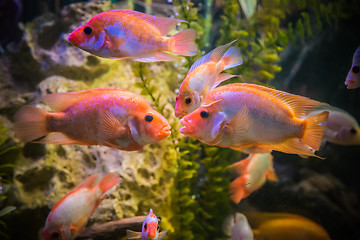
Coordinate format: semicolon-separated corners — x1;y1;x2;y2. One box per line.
0;0;360;239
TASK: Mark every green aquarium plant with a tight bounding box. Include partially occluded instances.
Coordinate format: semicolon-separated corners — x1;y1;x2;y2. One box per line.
0;124;16;239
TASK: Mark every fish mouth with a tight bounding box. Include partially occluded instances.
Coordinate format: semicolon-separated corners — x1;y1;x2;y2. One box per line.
67;32;77;46
157;125;171;139
179;118;194;135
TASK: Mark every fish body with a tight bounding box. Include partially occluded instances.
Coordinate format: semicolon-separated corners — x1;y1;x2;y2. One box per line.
126;209;167;240
14;88;171;151
68;9;197;62
180;83;329;157
310;106;360;145
223;213;254;240
345;46;360;89
244;212;331;240
229;153;278;203
41;173;121;240
175;41;242;117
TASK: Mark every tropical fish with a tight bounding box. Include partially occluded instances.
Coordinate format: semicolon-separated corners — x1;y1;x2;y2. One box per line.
14;88;171;151
41;172;121;240
244;212;331;240
345;46;360;89
179;83;329;157
126;209;167;240
309;106;360;145
175;41;242;117
223;213;254;240
68;9;197;62
229;153;278;203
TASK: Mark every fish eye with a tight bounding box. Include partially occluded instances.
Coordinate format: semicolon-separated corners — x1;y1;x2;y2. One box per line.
350;128;357;134
157;225;160;231
144;223;147;230
50;231;60;239
145;115;153;122
185;97;192;105
200;110;209;119
352;66;360;73
84;26;92;35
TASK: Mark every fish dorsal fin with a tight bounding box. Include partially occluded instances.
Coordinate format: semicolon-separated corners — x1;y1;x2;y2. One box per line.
237;83;327;118
188;41;236;74
51;175;99;212
126;229;142;239
113;9;186;35
230;154;253;175
39;88;120;112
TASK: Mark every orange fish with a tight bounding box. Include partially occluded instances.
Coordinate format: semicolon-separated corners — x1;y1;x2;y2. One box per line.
14;88;171;151
244;212;331;240
229;153;278;203
175;41;243;117
179;83;329;157
68;9;197;62
42;172;121;240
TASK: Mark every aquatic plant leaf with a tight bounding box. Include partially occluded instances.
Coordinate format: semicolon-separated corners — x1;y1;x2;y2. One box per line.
238;0;257;19
0;206;16;217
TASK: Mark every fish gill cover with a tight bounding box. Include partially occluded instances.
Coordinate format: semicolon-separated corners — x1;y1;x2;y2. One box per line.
0;0;359;239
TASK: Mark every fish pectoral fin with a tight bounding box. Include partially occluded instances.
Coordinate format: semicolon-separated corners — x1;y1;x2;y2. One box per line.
259;138;325;159
228;107;249;143
159;230;168;240
126;229;142;239
35;132;79;145
100;111;127;141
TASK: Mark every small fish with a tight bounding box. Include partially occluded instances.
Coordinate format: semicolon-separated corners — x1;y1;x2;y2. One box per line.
345;46;360;89
223;213;254;240
126;209;167;240
41;172;121;240
309;106;360;145
179;83;329;157
68;9;197;62
229;153;278;203
14;88;171;151
175;41;242;117
244;212;331;240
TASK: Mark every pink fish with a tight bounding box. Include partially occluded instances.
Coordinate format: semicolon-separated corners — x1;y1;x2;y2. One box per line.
175;41;242;117
345;46;360;89
14;88;171;151
68;9;197;62
179;83;329;157
229;153;278;203
41;172;121;240
126;209;167;240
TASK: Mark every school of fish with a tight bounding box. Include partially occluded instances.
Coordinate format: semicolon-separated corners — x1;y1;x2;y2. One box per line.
11;5;358;240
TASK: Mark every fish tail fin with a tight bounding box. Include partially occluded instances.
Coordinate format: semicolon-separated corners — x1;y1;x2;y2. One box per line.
98;172;122;197
222;46;243;70
14;105;49;142
229;176;249;204
170;29;197;56
302;111;329;150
